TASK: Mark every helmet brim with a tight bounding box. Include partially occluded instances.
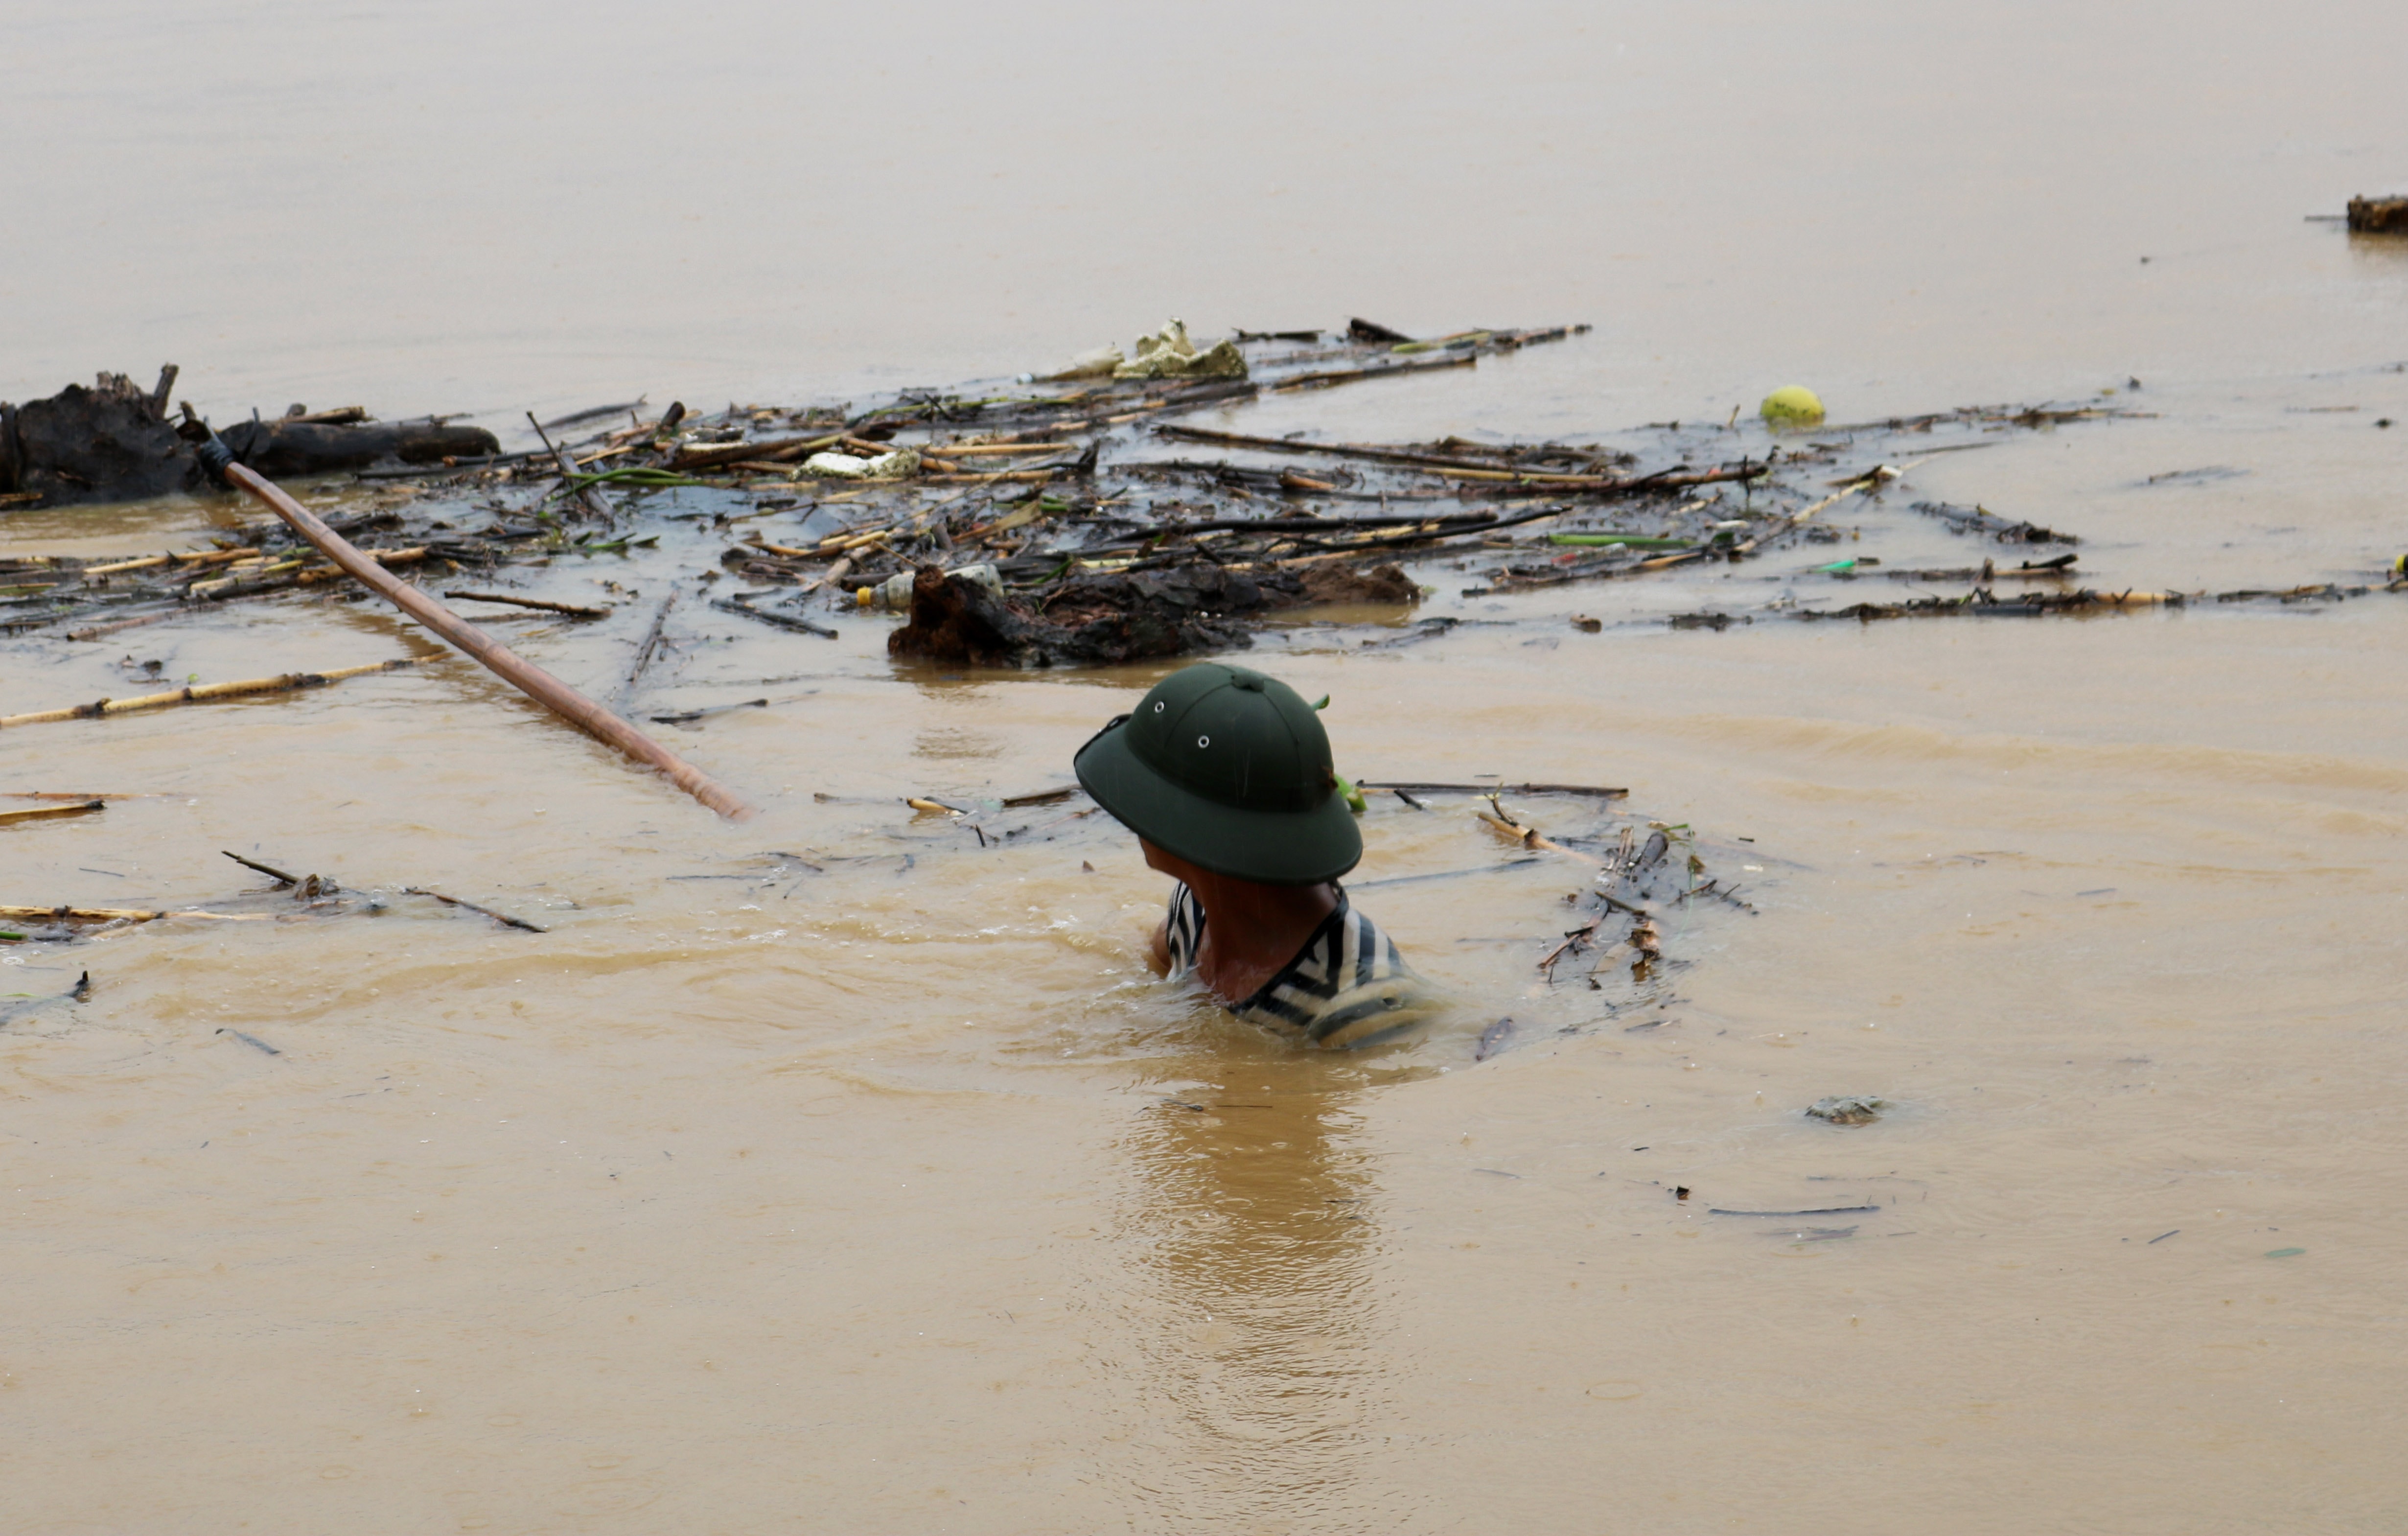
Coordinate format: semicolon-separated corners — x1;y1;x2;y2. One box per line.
1075;716;1362;886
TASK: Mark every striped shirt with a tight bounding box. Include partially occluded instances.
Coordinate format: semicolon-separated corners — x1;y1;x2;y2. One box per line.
1164;883;1438;1049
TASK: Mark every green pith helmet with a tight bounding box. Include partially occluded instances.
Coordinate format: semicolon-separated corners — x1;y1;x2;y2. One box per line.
1074;662;1362;886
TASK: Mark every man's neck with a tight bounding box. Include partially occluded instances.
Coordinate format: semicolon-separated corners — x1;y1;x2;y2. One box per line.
1183;873;1340;1002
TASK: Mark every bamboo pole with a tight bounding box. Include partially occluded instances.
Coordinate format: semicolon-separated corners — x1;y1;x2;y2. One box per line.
0;905;267;923
0;661;412;729
0;801;104;826
220;462;756;821
921;442;1075;458
84;548;259;577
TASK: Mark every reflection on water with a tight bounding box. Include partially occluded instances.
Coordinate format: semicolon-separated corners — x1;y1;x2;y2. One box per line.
1103;1047;1394;1531
2344;232;2408;272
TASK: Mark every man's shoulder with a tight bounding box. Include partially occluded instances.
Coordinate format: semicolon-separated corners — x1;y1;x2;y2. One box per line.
1240;899;1443;1048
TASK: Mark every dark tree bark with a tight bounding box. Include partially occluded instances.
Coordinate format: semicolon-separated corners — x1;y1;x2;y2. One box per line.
890;560;1418;668
214;417;500;477
4;371;198;506
0;365;500;509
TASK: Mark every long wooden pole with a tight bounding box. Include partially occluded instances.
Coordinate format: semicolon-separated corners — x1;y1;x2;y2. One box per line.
222;462;756;821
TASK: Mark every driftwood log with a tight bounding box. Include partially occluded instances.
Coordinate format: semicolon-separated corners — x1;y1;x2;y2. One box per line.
2;369;193;507
213;416;500;478
889;559;1417;668
0;364;498;508
2347;196;2408;234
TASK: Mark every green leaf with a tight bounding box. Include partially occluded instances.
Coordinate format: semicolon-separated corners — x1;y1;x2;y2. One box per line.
1333;772;1367;815
2265;1247;2306;1258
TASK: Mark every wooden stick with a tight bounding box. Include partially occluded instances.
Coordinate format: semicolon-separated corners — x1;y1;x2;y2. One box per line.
298;547;427;577
921;470;1060;486
1358;781;1629;800
222;850;300;885
1271;354;1479;392
742;538;823;559
221;463;755;820
1729;462;1916;559
625;592;678;700
922;442;1075;458
1157;424;1648;484
670;432;845;472
0;801;103;827
404;886;547;932
1477;799;1607;868
711;599;837;638
83;548;260;577
799;554;856;596
443;590;614;618
189;561;302;598
0;660;413;729
528;412;615;521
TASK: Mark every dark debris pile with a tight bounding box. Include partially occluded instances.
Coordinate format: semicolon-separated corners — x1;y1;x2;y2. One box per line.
9;324;2394;661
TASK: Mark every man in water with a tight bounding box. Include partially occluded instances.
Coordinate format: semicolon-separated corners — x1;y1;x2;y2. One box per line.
1074;662;1437;1048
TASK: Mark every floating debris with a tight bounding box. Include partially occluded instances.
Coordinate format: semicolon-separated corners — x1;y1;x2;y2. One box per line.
1806;1095;1888;1125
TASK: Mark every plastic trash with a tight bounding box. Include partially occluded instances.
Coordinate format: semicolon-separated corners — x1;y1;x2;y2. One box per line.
950;561;1004;599
1112;319;1248;381
1760;386;1825;427
859;571;915;609
858;562;1003;610
802;447;921;480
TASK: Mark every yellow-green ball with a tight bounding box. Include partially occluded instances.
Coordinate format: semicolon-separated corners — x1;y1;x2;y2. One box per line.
1760;386;1825;426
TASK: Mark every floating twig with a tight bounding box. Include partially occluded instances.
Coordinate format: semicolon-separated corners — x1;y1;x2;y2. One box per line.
1359;780;1627;800
625;591;679;698
443;590;614;618
1911;499;2080;545
402;887;548;932
1000;786;1080;808
222;850;301;886
711;599;837;638
529;411;616;521
649;698;768;724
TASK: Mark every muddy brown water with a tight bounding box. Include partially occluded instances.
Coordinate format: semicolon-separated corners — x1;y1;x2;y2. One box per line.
8;5;2408;1533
